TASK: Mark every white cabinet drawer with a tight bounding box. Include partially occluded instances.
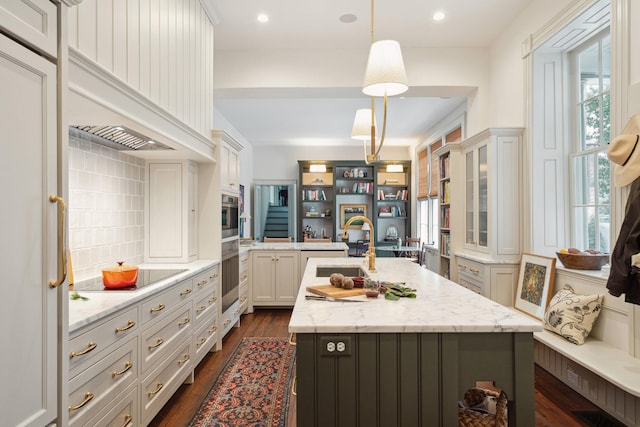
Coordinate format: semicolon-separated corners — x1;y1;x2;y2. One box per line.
457;258;486;279
140;301;192;374
69;306;138;379
193;265;219;297
194;290;217;330
68;337;138;426
139;279;193;326
140;338;193;425
239;251;249;276
221;300;240;337
193;317;218;366
85;383;138;427
458;276;483;295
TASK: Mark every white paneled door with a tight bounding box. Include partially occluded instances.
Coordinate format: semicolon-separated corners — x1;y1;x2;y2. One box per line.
0;32;59;426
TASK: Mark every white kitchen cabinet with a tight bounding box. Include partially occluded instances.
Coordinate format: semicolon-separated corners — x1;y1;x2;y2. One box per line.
0;20;61;427
461;128;523;259
251;251;300;306
211;130;245;196
456;254;519;307
146;160;198;263
0;0;58;58
239;250;250;314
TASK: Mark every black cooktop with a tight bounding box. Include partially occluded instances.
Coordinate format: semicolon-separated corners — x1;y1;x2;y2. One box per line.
76;268;188;291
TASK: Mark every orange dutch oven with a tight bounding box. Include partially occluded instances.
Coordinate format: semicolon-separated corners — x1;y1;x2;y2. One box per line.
102;262;139;289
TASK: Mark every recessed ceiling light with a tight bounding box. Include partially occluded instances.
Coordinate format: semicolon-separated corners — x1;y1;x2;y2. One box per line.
257;13;269;23
433;11;445;21
339;13;357;24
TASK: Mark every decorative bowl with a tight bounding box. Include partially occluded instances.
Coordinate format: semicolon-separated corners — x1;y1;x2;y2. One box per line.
556;252;609;270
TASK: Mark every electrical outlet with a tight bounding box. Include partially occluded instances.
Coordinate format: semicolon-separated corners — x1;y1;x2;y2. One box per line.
319;336;351;356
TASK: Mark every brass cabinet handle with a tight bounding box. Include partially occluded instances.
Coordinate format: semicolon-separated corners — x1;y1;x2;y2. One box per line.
178;317;190;327
49;195;67;288
209;273;219;279
179;288;192;296
196;337;206;347
470;268;480;274
177;354;190;365
147;382;163;397
240;274;248;280
288;333;296;346
68;391;94;411
196;306;206;314
150;303;165;313
223;319;231;326
209;296;217;304
121;414;132;427
233;309;240;315
207;326;217;334
112;361;133;378
458;264;467;270
197;280;208;287
291;375;297;396
115;320;135;333
70;342;97;359
240;296;247;302
147;338;164;349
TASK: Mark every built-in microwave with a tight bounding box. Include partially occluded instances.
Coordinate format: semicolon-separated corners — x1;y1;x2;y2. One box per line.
222;194;239;238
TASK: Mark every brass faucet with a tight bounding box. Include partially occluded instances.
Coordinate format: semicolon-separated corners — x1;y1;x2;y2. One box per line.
342;215;376;272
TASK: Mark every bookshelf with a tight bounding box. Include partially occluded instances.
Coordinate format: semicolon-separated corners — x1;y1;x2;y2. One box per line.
297;160;411;245
435;146;452;278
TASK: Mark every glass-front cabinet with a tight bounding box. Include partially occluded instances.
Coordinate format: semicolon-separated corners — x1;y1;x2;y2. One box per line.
465;143;488;250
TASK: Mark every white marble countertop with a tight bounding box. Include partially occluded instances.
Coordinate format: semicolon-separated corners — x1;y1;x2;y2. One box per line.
245;242;348;251
68;260;218;333
289;257;542;334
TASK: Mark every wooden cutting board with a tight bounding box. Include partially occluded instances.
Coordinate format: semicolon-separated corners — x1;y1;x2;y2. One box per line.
306;284;365;299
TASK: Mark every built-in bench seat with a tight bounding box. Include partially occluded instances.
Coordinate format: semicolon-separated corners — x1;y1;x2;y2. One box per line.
532;268;640;425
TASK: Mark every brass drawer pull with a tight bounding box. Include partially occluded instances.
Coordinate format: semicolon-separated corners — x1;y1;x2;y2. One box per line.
458;264;467;270
196;306;207;314
178;317;190;327
197;280;208;287
150;303;165;313
288;333;296;346
177;354;190;365
208;326;217;334
121;414;132;427
223;319;231;326
148;338;164;349
112;361;133;378
240;296;247;302
70;342;97;359
196;337;206;347
115;320;135;333
209;296;217;303
470;268;480;274
180;288;192;296
291;375;297;396
68;391;94;411
147;382;163;397
209;273;218;279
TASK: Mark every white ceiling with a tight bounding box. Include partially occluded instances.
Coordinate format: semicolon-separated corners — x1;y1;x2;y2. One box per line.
211;0;532;148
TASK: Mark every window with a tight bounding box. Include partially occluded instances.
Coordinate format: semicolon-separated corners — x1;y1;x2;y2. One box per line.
570;32;611;253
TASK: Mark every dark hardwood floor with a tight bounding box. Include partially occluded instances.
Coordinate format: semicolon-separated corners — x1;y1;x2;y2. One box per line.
150;309;603;427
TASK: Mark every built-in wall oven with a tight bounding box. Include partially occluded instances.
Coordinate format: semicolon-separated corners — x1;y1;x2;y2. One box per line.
221;239;239;314
222;194;239;238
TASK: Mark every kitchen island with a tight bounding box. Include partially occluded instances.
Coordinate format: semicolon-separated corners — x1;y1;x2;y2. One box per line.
289;257;541;427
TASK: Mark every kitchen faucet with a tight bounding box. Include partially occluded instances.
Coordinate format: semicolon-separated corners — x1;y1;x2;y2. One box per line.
342;215;376;272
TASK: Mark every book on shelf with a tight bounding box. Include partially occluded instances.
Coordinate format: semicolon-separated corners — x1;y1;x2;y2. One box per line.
302;189;327;201
441;233;451;257
440;181;450;204
351;181;372;193
440;206;450;228
440;155;450;179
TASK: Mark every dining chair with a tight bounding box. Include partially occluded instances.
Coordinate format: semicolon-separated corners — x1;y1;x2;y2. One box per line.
405;237;421;263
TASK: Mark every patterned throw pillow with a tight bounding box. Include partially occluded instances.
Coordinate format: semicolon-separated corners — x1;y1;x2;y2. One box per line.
543;285;603;345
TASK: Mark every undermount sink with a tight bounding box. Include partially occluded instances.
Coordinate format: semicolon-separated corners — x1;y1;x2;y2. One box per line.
315;266;368;278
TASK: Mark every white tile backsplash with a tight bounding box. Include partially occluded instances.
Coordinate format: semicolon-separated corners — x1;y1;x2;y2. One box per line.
69;132;145;282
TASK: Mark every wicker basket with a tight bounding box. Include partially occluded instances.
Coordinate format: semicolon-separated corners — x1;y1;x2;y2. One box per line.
459;387;508;427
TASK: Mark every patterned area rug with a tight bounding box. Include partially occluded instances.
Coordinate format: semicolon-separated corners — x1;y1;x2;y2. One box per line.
190;337;296;427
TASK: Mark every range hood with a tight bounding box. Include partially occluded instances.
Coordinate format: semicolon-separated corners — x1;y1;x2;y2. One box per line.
70;125;174;151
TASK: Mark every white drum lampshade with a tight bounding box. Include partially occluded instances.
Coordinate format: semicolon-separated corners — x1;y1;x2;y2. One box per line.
351;108;377;140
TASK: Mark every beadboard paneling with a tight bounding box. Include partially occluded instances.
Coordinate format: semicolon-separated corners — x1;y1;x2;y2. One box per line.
69;0;214;139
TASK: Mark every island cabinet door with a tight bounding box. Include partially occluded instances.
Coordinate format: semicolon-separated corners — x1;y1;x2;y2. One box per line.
296;333;441;427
